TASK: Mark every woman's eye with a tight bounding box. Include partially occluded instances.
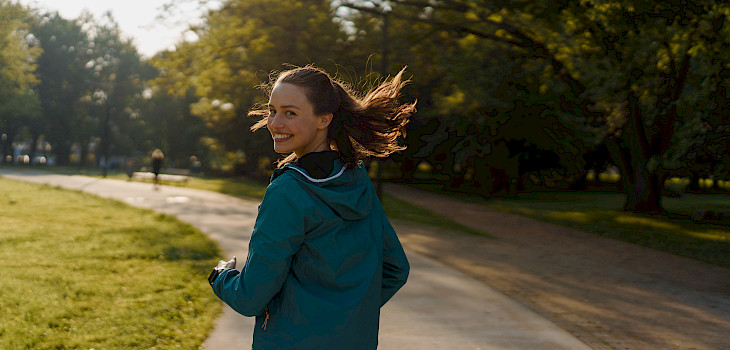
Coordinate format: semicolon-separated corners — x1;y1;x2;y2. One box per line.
285;111;296;117
268;110;276;116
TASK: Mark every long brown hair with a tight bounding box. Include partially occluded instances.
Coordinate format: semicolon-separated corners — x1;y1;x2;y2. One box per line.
250;65;416;167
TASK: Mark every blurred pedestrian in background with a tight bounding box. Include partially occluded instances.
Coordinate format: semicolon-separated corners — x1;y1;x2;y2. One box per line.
151;148;164;188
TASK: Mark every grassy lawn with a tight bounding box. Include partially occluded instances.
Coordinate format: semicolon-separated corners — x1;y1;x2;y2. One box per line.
0;177;221;349
383;195;492;238
124;172;269;199
2;165;270;199
183;176;269;199
480;191;730;268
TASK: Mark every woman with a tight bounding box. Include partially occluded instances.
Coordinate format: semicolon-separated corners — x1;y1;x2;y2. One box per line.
209;65;415;349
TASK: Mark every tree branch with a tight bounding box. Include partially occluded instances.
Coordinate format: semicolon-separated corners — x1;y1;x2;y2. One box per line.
340;1;588;100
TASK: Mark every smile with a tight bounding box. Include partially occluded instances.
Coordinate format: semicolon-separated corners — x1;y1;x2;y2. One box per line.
273;133;292;142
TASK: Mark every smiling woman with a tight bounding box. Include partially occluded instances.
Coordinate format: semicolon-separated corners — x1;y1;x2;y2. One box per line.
208;65;417;349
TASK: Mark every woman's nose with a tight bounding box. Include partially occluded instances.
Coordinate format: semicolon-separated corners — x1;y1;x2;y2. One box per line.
268;113;282;129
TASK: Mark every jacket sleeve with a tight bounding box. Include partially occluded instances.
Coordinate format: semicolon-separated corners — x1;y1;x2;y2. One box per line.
381;216;409;306
211;178;306;317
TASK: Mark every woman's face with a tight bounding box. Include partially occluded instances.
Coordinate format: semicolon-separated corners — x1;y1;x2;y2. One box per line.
267;83;332;158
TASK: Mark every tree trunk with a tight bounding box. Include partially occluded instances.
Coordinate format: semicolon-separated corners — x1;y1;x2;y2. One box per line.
689;171;701;192
81;142;90;167
29;134;40;164
606;91;665;213
624;166;664;213
489;166;512;197
55;142;71;166
400;156;417;182
1;135;9;163
4;132;17;164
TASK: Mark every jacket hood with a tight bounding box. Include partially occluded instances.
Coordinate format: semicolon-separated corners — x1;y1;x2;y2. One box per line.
271;160;373;221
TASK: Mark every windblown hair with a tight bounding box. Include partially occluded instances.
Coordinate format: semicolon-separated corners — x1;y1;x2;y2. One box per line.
249;65;416;167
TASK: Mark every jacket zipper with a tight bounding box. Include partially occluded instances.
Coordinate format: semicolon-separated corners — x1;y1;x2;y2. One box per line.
262;306;270;330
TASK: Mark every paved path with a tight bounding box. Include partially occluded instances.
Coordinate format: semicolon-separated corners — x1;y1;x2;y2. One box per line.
1;170;590;350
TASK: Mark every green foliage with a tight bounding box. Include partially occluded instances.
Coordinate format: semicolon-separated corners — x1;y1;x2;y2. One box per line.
31;12;93;164
0;1;42;160
367;0;730;211
135;87;210;168
26;9;163;166
0;1;39;93
80;12;151;163
0;177;221;349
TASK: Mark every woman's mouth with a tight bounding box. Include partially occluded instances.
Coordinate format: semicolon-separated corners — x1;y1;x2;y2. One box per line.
273;133;292;142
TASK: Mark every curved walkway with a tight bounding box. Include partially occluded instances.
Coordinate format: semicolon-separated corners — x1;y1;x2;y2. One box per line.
1;170;590;349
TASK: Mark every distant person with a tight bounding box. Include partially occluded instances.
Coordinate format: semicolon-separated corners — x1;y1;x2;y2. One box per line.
151;149;164;186
208;65;415;349
189;155;201;173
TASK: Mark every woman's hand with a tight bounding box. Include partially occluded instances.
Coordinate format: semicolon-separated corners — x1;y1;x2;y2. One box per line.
209;257;236;285
216;256;236;270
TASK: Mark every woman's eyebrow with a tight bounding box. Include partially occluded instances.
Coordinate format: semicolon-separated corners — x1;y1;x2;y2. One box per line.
268;104;301;110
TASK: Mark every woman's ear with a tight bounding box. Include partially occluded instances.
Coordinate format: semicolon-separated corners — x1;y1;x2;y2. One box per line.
318;113;334;130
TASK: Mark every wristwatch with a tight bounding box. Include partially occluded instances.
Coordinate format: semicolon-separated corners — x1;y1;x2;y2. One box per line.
208;268;222;285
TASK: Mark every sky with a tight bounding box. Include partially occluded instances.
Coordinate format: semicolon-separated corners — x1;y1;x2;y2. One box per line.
18;0;211;58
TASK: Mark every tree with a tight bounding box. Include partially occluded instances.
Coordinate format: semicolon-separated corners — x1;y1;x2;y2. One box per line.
0;1;41;163
344;0;730;213
30;8;152;168
30;11;92;165
82;11;148;168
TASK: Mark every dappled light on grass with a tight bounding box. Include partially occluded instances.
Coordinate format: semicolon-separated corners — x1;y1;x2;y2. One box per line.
187;177;268;199
686;229;730;242
614;214;679;230
384;195;493;238
481;191;730;268
547;211;592;223
489;204;536;216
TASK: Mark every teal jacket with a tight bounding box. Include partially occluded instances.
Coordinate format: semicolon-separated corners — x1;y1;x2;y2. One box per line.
211;161;410;349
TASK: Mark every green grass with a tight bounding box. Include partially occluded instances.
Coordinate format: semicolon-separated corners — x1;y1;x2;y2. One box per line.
0;177;222;349
401;183;730;267
383;195;492;238
126;172;268;199
2;165;270;199
482;191;730;268
183;176;268;199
